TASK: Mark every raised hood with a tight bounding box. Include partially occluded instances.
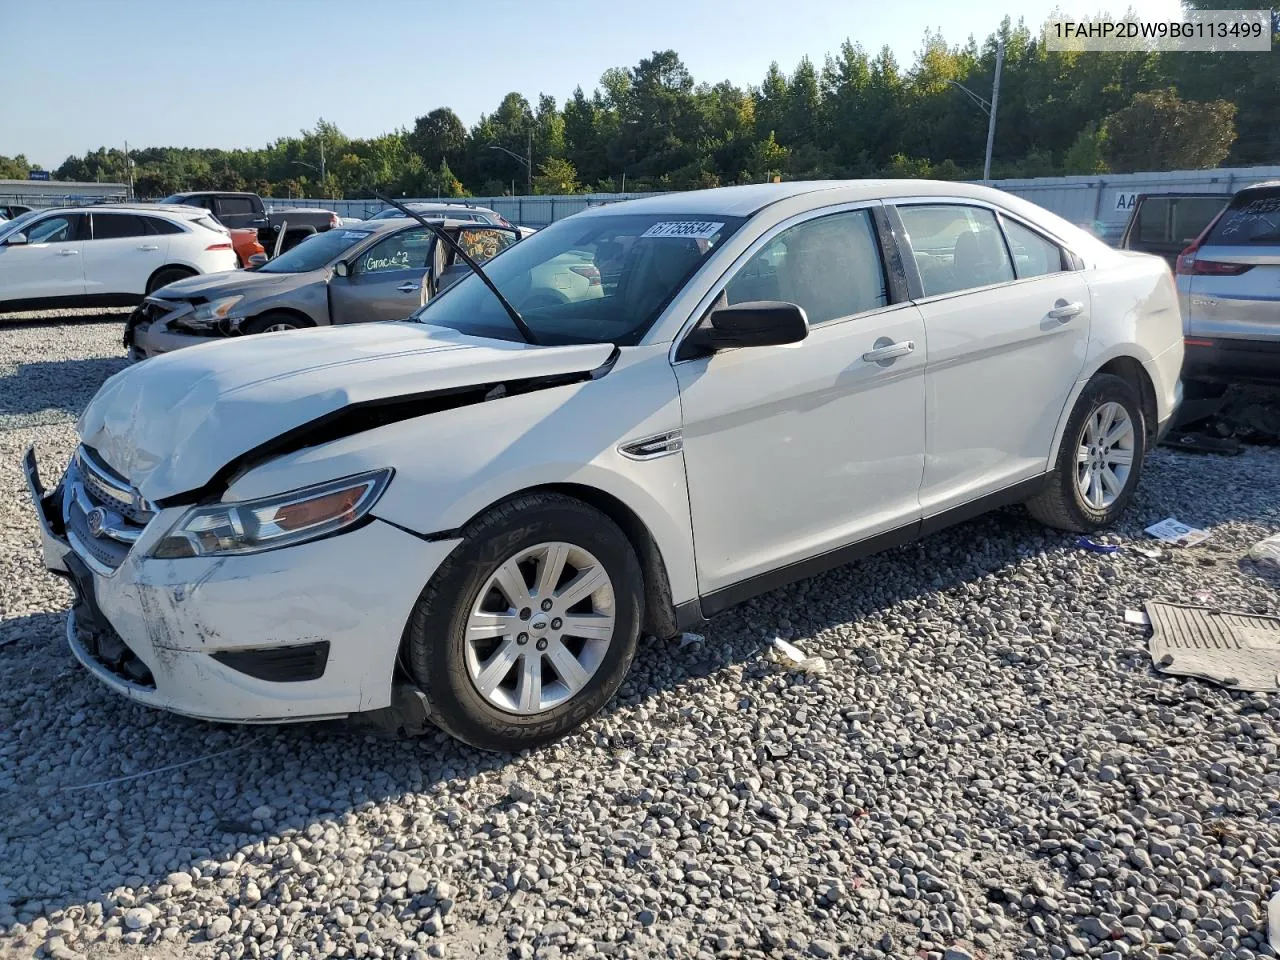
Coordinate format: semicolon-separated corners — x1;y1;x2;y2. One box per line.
80;323;614;502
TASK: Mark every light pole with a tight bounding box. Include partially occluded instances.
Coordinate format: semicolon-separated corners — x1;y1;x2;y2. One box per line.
944;38;1004;181
488;132;532;195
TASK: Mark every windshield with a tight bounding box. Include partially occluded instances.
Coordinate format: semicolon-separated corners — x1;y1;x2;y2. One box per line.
411;212;746;345
0;209;42;239
258;228;375;273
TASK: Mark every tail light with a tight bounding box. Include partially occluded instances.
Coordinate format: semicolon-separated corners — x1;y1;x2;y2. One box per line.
1175;207;1229;275
569;264;602;286
205;242;233;252
1183;259;1253;277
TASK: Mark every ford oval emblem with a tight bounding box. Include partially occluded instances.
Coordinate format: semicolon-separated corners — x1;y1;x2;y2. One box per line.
86;507;107;538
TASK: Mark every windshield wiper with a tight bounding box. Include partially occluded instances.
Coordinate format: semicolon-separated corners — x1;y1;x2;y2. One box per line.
373;193;537;345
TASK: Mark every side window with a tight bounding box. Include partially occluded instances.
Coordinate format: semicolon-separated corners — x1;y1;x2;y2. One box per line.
143;216;183;235
1000;217;1067;279
898;205;1015;297
358;227;431;274
455;227;518;265
26;215;82;244
724;210;888;325
185;196;215;211
91;214;149;240
217;196;256;217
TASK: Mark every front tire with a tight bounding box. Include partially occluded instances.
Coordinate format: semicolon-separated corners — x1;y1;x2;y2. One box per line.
146;266;195;295
1026;373;1147;532
404;493;643;752
240;312;310;336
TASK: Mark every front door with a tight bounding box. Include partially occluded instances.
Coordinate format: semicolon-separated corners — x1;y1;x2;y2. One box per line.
0;213;86;303
893;203;1091;514
674;206;928;598
328;226;435;323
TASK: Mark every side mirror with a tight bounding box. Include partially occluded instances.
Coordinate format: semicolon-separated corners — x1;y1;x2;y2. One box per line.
246;253;268;269
5;232;28;246
681;300;808;358
333;261;350;278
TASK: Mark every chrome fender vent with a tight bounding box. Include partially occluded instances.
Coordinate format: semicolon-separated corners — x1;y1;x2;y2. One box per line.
618;430;684;461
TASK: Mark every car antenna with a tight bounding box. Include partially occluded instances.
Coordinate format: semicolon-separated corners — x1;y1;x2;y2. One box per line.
373;192;537;345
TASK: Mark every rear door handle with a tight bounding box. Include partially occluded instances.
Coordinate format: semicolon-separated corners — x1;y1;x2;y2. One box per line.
58;249;78;257
862;340;915;363
397;282;420;293
137;244;159;251
1048;299;1083;321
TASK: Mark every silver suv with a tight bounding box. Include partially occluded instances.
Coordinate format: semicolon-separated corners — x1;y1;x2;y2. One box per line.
1175;181;1280;387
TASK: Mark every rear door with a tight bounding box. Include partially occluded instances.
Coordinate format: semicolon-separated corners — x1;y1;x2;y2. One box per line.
83;212;168;296
893;201;1091;514
1186;185;1280;345
327;226;435;323
1120;193;1228;268
435;226;521;292
0;213;86;302
211;195;258;229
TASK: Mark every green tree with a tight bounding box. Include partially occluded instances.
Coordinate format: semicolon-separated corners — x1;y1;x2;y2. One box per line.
409;107;467;169
533;157;581;194
1101;89;1236;173
1062;122;1108;174
0;154;32;179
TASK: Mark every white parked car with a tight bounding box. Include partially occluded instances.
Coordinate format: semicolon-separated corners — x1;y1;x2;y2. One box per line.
0;204;238;311
26;180;1183;751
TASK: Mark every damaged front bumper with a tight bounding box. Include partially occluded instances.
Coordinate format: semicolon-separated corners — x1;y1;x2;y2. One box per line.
126;298;226;362
25;444;461;724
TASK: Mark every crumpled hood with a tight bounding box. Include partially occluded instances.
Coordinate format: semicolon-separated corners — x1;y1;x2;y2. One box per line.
151;269;313;301
80;323;614;502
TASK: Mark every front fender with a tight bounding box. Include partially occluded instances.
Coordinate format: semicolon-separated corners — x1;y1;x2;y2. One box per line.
222;345;700;605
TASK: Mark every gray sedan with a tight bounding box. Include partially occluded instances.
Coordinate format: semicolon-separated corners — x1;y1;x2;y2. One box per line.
125;219;519;360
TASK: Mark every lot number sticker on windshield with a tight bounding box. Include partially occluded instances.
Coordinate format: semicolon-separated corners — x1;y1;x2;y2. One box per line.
641;221;725;240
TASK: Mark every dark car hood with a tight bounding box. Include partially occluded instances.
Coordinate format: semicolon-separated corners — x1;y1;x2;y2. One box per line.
151;269;320;301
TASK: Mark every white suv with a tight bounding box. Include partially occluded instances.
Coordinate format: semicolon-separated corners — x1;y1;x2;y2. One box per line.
0;204;238;311
26;181;1183;752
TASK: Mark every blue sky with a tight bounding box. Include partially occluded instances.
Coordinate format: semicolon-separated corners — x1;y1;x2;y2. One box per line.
2;0;1183;169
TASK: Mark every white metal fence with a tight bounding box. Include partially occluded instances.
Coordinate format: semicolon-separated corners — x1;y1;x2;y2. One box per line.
266;165;1280;240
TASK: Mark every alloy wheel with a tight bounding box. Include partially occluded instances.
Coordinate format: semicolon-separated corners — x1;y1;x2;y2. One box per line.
1076;400;1135;509
464;541;616;715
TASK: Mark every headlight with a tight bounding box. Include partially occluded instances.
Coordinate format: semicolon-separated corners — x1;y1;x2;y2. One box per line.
187;295;244;327
150;470;392;559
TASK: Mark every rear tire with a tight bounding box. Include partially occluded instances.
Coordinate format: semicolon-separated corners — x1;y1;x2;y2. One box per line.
146;266;195;295
403;493;643;752
241;312;311;336
1026;373;1147;532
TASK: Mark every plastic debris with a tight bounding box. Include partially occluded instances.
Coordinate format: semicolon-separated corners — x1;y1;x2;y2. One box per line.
678;632;705;648
1130;545;1163;559
1246;532;1280;572
1145;517;1212;547
770;636;828;675
1124;609;1151;626
1076;537;1119;553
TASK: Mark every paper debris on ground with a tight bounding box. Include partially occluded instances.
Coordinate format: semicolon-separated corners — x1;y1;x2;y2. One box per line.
771;636;828;675
1130;544;1163;559
1124;609;1151;626
679;632;705;648
1269;891;1280;951
1145;517;1213;547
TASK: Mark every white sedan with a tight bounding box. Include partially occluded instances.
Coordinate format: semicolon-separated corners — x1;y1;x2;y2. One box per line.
26;180;1183;751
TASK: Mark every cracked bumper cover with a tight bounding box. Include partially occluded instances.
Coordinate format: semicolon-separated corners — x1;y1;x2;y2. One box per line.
25;445;461;724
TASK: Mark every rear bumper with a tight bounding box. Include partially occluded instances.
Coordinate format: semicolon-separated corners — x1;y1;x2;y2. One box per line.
1182;337;1280;386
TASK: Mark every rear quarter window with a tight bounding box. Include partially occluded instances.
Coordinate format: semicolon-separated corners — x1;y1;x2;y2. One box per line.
1207;189;1280;245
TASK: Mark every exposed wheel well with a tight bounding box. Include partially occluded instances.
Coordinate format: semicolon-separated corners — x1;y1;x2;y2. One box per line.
1096;356;1157;443
245;307;316;330
145;264;196;293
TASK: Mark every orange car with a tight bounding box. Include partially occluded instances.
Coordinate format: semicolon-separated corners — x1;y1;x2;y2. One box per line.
229;227;266;268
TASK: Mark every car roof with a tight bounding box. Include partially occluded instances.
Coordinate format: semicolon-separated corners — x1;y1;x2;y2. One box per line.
13;203;208;218
354;217;495;234
377;202;498;215
572;179;1031;219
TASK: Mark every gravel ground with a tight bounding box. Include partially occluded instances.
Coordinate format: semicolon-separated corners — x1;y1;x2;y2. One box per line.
1;313;1278;960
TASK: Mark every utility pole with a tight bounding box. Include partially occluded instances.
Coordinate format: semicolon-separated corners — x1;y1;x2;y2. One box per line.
320;138;326;196
526;128;532;197
983;39;1004;182
124;140;134;199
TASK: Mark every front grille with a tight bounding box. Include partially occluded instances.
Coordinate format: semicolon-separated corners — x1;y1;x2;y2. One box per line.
62;447;154;573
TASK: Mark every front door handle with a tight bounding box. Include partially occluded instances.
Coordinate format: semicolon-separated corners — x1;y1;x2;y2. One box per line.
862;339;915;364
58;249;79;257
1048;299;1083;321
137;244;159;251
397;282;420;293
